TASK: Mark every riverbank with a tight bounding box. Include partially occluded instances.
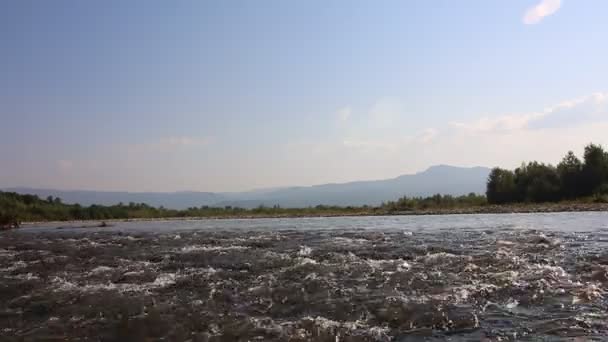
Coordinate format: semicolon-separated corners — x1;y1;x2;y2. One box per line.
16;201;608;228
391;201;608;215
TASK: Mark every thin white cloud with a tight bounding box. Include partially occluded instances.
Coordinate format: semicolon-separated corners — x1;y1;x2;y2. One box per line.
452;92;608;134
321;92;608;182
523;0;561;25
451;113;543;133
342;128;439;153
336;107;351;122
530;92;608;128
368;98;402;127
158;136;211;148
129;136;212;154
20;93;608;193
415;128;438;144
342;139;398;151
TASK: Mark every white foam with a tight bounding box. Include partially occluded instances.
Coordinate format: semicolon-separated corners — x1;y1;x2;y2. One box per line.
489;270;520;283
152;273;176;287
300;316;391;341
572;283;605;304
0;248;17;258
5;272;40;281
417;252;472;265
179;245;249;253
333;237;369;245
304;272;318;280
0;260;27;272
298;257;317;265
399;261;412;271
506;298;519;309
365;259;412;274
121;270;144;277
463;263;479;272
456;288;470;302
496;240;515;247
51;271;180;294
90;266;114;275
523;264;569;281
298;246;312;256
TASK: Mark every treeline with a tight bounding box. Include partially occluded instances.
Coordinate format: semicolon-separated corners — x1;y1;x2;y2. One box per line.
381;193;486;212
0;191;490;225
0;192;363;225
487;143;608;204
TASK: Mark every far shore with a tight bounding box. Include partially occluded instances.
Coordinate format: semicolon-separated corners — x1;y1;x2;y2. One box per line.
18;201;608;228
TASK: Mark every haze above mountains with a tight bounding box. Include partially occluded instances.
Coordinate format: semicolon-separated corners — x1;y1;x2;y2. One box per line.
5;165;491;209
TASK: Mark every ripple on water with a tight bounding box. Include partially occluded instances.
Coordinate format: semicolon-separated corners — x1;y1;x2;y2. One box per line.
1;218;608;340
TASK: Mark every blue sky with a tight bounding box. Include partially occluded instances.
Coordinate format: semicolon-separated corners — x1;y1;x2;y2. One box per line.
1;0;608;192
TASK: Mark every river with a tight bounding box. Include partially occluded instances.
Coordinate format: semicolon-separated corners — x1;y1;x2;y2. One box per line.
2;212;608;340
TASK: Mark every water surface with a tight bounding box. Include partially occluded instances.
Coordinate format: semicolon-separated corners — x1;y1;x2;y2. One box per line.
2;212;608;341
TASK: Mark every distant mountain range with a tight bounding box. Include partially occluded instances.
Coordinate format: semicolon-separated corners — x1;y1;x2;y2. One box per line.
4;165;491;209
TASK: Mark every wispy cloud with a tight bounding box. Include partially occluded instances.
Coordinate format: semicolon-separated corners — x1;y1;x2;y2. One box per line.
415;128;438;144
129;136;212;153
450;113;543;133
530;92;608;128
332;97;436;153
308;92;608;182
342;128;439;153
26;93;608;192
158;136;211;148
368;98;402;127
336;107;352;122
523;0;561;25
452;92;608;134
342;139;398;151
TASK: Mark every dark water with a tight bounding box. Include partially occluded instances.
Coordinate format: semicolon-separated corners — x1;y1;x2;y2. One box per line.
1;212;608;341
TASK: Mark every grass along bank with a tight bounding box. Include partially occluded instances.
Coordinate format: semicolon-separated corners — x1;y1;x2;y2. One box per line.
7;194;608;229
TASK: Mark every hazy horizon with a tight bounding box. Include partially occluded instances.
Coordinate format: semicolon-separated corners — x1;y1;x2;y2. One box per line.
4;164;490;194
2;0;607;192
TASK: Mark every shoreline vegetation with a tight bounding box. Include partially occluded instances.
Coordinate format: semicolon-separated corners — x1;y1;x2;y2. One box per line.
4;195;608;229
3;143;608;228
19;201;608;228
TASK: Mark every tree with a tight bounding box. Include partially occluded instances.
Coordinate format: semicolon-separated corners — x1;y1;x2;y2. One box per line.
486;168;517;204
514;162;561;202
557;151;583;199
582;143;608;194
0;193;24;227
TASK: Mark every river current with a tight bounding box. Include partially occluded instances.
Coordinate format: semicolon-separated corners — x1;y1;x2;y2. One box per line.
1;212;608;341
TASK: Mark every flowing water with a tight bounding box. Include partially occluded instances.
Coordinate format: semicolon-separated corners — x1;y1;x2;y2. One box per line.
1;212;608;341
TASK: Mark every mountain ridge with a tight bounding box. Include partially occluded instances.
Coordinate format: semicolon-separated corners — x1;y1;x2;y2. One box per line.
4;165;491;209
